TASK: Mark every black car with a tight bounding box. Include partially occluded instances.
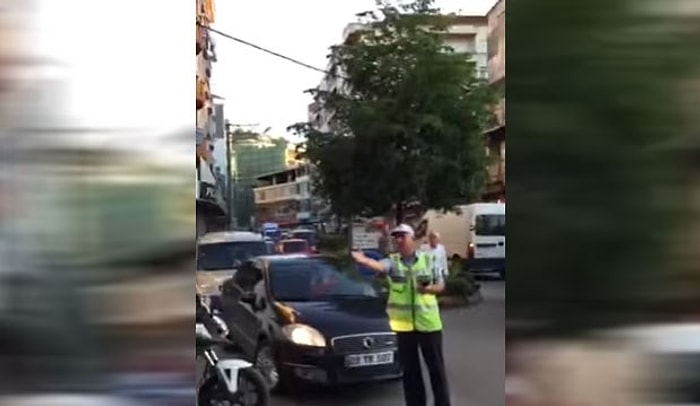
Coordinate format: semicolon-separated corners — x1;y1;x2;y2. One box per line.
219;254;401;391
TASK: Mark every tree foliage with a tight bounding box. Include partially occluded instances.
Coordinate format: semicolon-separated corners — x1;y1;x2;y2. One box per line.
289;0;494;221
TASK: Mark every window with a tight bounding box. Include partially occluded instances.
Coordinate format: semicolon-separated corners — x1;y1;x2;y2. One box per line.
269;258;378;302
487;32;498;59
479;67;488;79
474;214;505;236
197;241;269;271
295;183;302;195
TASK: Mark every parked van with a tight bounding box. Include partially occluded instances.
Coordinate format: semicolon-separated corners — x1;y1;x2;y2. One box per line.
418;202;505;278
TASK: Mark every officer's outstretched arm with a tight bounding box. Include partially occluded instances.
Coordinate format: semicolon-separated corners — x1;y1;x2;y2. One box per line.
350;250;388;273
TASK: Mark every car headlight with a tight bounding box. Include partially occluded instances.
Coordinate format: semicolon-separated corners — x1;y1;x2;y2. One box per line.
282;324;326;347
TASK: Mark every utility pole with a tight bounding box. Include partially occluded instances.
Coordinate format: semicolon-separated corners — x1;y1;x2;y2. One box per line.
225;121;234;229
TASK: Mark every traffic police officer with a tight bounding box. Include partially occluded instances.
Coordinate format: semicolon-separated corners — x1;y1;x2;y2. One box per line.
351;224;451;406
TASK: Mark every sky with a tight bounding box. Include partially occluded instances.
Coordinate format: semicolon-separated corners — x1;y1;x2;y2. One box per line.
33;0;496;149
211;0;498;142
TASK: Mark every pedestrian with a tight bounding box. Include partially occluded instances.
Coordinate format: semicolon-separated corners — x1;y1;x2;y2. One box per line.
351;224;451;406
420;231;449;278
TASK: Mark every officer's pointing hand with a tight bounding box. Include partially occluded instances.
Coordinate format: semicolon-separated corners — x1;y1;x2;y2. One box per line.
350;250;366;263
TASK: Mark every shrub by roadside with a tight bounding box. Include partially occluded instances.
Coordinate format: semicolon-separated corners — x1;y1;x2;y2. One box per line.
440;257;482;308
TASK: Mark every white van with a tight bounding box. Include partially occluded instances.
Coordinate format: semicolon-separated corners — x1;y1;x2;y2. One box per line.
418;202;505;278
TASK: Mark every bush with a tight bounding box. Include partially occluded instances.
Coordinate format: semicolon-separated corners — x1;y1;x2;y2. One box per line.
444;265;479;299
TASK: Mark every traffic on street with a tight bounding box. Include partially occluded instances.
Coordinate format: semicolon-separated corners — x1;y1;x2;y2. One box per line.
269;282;505;406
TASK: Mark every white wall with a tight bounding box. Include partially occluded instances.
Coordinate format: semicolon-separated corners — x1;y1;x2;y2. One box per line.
198;157;216;184
212;137;228;183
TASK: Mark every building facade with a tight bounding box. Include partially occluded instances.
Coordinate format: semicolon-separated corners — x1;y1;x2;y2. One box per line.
442;15;490;80
230;136;289;228
253;163;325;227
196;0;227;236
484;0;505;201
309;16;489;131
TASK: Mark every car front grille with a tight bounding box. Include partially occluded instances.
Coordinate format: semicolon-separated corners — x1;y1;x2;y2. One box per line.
331;333;397;354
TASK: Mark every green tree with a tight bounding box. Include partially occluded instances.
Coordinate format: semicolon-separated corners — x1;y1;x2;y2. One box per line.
289;0;494;223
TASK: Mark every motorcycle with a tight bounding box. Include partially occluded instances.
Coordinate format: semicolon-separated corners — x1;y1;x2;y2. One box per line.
196;296;269;406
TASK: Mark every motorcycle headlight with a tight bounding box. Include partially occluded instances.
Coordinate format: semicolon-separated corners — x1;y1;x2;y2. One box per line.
282;324;326;347
212;315;229;337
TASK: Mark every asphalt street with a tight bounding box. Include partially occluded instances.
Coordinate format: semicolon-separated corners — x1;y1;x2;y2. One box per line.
271;281;505;406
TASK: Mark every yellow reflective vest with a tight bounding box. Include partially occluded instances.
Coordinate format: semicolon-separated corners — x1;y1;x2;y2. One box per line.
386;252;442;332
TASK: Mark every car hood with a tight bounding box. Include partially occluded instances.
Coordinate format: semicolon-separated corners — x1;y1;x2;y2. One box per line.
281;297;392;338
196;269;236;296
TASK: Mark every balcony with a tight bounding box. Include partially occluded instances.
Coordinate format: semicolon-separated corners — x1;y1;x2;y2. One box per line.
254;179;310;205
197;0;216;24
196;25;206;55
196;77;209;110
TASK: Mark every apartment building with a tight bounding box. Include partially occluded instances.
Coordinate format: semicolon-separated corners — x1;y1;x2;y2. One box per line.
196;0;227;235
230;136;289;228
484;0;505;202
253;163;324;227
442;15;490;79
309;16;489;132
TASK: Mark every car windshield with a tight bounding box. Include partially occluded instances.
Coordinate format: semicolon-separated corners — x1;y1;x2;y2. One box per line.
269;257;379;302
197;241;268;270
282;240;308;253
475;214;505;236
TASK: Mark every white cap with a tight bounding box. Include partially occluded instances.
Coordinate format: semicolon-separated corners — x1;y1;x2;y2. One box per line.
390;224;415;238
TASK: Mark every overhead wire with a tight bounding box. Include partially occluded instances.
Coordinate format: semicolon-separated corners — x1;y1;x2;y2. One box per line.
200;24;339;78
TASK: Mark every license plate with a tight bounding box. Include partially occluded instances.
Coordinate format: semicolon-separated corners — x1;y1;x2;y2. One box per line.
345;351;394;368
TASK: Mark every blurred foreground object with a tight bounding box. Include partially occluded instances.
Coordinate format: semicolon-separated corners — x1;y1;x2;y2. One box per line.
508;0;700;333
507;0;700;404
506;322;700;405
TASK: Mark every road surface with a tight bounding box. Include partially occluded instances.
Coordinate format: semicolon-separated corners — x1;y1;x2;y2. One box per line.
271;281;505;406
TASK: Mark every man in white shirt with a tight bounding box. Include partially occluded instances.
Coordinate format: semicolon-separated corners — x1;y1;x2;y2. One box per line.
421;231;449;277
